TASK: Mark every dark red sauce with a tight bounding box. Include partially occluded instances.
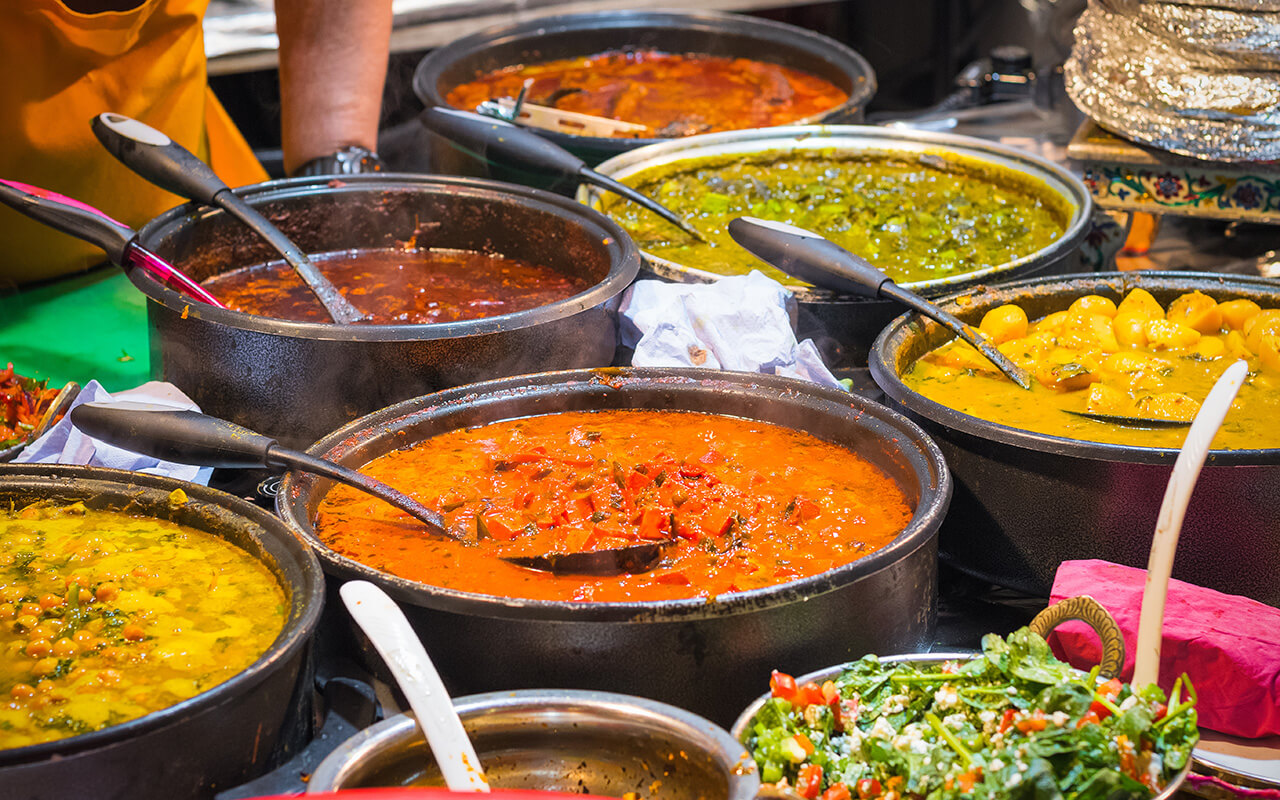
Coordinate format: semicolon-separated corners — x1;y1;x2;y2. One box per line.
202;247;589;324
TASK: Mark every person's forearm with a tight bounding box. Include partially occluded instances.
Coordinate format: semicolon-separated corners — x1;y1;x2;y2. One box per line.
275;0;393;175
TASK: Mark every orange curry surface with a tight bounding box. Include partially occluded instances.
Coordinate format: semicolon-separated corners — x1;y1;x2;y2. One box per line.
314;410;913;602
445;50;849;138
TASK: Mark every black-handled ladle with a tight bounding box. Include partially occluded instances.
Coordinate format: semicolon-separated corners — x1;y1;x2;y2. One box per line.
419;107;707;243
70;402;458;539
69;403;670;575
727;216;1035;390
91;112;366;325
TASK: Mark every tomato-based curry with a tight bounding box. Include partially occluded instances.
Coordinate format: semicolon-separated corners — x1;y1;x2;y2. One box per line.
202;247;588;324
445;50;849;138
903;289;1280;449
0;499;286;750
314;410;914;602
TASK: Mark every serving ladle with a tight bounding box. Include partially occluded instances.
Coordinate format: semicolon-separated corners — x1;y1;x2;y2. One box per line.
727;216;1035;389
90;112;366;325
0;179;225;307
68;403;668;576
418;107;708;243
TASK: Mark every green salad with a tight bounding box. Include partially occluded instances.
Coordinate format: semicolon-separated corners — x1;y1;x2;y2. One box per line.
742;629;1198;800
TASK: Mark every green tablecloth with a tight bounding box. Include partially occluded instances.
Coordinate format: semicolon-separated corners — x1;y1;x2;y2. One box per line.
0;266;153;392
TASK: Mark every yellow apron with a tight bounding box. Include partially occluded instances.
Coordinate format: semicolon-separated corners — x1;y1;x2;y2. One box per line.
0;0;268;286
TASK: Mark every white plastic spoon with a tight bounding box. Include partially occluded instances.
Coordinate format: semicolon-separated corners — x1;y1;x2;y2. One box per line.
340;580;491;791
1132;359;1250;689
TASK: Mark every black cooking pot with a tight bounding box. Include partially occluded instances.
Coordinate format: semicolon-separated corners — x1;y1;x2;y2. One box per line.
412;9;875;176
276;368;950;726
129;174;639;449
0;464;324;800
869;271;1280;605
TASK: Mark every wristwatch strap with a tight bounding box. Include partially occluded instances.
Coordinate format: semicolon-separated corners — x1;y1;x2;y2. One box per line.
291;145;385;177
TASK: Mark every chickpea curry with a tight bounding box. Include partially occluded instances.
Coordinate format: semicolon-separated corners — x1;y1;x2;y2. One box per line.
0;497;286;750
446;50;849;138
202;247;588;324
903;289;1280;449
314;410;914;603
601;151;1069;287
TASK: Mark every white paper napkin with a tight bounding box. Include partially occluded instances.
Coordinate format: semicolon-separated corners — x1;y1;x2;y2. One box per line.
14;380;213;485
619;271;844;389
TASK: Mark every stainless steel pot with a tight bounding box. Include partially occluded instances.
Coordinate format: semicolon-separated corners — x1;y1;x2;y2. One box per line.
0;464;325;800
307;689;758;797
130;174;640;449
582;126;1093;367
412;10;876;172
869;271;1280;605
276;368;951;726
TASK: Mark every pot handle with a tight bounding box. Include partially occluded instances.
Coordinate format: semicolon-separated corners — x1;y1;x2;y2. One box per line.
215;676;382;800
1028;595;1126;679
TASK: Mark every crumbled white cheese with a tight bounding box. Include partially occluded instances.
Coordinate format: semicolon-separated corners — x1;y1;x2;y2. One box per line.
943;712;967;730
883;694;910;714
1119;695;1140;711
869;716;896;740
933;684;960;710
1006;772;1024;788
1051;711;1070;727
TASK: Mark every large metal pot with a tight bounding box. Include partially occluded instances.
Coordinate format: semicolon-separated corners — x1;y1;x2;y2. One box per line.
583;126;1093;368
306;689;758;797
0;464;324;800
277;368;951;725
412;9;875;174
869;271;1280;605
130;174;639;448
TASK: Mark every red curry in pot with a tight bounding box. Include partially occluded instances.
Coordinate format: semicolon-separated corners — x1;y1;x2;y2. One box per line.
202;246;588;324
445;50;850;138
314;409;913;603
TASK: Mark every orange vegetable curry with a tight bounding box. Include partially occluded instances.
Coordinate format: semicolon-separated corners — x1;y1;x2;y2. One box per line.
445;50;849;138
314;410;913;602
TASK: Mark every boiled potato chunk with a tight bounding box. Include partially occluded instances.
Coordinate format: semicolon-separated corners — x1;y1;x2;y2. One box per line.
980;304;1029;344
1144;319;1201;350
1069;294;1118;318
1112;312;1149;348
1165;291;1222;334
1136;392;1200;422
1218;299;1261;331
1116;288;1165;321
1245;309;1280;353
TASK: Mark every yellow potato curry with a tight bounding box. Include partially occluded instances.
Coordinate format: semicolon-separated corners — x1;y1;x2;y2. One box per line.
903;289;1280;449
0;497;285;750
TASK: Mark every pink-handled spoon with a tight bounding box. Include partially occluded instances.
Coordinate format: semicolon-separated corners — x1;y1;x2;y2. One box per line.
0;178;225;308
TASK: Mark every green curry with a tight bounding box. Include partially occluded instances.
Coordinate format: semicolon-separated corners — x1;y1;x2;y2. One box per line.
600;150;1071;287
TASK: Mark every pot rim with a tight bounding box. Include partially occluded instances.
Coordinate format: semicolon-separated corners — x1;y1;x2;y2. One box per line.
868;270;1280;465
307;688;757;795
128;173;640;342
580;124;1093;301
0;464;325;765
412;8;877;148
276;367;951;622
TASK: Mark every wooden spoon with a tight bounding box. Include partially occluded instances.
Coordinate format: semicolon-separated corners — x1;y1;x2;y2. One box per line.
341;580;490;792
727;216;1034;389
1132;359;1249;688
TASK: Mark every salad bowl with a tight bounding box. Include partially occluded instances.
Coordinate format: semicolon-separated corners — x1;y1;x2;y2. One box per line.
730;600;1195;800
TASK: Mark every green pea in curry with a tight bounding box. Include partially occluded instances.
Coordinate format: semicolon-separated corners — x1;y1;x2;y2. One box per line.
0;497;286;750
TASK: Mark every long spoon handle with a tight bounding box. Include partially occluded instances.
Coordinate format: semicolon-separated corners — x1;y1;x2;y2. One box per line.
0;178;225;307
91;113;365;324
727;216;1034;389
1132;359;1249;688
340;580;491;792
68;403;456;538
419;107;705;241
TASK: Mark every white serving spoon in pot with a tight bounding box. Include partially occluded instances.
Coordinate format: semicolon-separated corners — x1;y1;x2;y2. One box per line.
1132;359;1250;689
340;580;491;792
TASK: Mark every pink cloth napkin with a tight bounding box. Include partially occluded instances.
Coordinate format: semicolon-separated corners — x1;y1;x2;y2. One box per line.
1048;559;1280;739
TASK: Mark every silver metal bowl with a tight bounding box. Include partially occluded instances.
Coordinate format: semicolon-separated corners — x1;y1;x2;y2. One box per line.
307;689;759;799
580;125;1091;367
